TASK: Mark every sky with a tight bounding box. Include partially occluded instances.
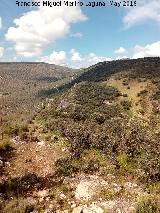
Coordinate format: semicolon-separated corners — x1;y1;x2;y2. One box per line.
0;0;160;68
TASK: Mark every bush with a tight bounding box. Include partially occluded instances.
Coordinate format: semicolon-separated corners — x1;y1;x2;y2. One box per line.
55;157;77;177
137;90;148;97
122;79;129;86
152;90;160;100
8;125;29;137
139;153;160;182
75;83;121;106
0;139;12;151
135;196;160;213
55;149;106;176
117;152;134;172
122;93;128;97
120;100;132;110
94;113;106;124
3;197;35;213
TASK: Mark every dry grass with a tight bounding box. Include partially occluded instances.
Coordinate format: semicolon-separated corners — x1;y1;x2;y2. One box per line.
101;77;155;117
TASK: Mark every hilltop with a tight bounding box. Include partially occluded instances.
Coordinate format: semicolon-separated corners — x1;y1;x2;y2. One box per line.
0;58;160;213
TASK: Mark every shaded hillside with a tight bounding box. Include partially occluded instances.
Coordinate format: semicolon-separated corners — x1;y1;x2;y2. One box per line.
0;62;79;123
38;57;160;97
74;57;160;82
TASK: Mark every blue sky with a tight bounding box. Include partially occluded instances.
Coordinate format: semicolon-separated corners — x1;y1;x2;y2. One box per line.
0;0;160;67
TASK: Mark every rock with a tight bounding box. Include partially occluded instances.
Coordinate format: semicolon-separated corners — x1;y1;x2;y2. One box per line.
0;160;3;167
49;204;54;209
37;141;45;146
46;197;50;201
71;203;76;208
39;197;44;202
5;161;10;167
44;209;52;213
75;175;108;201
37;189;49;198
59;193;66;199
72;207;83;213
124;182;138;189
57;210;68;213
100;200;116;210
124;182;144;194
100;199;134;213
83;204;104;213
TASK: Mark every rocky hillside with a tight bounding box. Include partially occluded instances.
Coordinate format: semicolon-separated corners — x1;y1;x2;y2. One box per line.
0;58;160;213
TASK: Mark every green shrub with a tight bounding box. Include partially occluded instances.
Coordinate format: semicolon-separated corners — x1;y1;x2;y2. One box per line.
8;124;29;136
152;90;160;100
3;197;35;213
122;79;129;86
139;153;160;182
0;139;12;151
137;90;148;97
93;113;106;124
120;100;132;110
117;152;134;172
55;157;77;177
55;149;106;176
135;196;160;213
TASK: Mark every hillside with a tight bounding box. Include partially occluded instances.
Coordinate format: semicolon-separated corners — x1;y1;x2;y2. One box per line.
40;57;160;96
0;58;160;213
0;62;79;124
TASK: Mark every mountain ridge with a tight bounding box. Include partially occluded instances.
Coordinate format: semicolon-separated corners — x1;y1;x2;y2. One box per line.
37;57;160;97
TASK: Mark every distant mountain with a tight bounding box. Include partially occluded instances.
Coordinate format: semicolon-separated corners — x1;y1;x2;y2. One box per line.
0;62;79;123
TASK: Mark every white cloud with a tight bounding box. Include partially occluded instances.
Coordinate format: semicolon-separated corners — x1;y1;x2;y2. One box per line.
83;53;111;68
0;47;4;57
69;51;112;68
115;47;128;55
70;32;83;38
6;3;87;57
133;41;160;58
0;17;2;30
70;49;82;62
38;49;111;68
123;0;160;28
39;50;67;66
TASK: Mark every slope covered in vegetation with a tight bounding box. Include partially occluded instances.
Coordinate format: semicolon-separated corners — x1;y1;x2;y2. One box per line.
0;58;160;212
0;62;78;124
